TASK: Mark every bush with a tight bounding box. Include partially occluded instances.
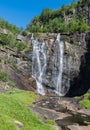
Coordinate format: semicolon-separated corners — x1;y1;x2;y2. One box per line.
26;1;90;33
0;70;8;82
0;34;15;46
0;57;2;62
79;100;90;109
21;31;28;36
8;81;16;88
15;41;28;52
0;17;20;34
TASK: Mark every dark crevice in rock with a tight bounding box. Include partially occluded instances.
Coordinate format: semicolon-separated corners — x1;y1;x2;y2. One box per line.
66;32;90;97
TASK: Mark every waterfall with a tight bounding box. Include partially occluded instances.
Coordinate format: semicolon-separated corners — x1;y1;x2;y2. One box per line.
32;38;46;95
67;56;71;90
55;34;64;96
32;34;70;96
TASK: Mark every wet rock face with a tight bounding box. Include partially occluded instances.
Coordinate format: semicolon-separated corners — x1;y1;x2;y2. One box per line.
66;32;90;97
32;34;85;95
0;32;89;96
44;42;81;90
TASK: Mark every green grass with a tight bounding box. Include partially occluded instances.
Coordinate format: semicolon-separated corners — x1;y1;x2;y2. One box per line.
6;89;37;106
84;93;90;99
79;100;90;109
46;120;56;125
0;114;19;130
74;96;81;99
79;92;90;109
0;89;55;130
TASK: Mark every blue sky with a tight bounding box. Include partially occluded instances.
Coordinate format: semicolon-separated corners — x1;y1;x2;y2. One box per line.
0;0;78;28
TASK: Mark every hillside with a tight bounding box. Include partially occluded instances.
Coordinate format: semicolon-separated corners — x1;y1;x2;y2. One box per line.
27;0;90;33
0;24;55;130
0;0;90;130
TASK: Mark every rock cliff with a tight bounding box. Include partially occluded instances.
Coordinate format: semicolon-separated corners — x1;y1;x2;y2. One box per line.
0;30;90;96
31;33;89;96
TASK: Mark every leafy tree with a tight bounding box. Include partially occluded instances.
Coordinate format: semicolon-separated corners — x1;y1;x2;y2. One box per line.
40;8;52;23
26;0;90;33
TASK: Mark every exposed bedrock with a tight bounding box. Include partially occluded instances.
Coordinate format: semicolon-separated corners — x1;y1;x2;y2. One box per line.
66;32;90;97
31;33;89;96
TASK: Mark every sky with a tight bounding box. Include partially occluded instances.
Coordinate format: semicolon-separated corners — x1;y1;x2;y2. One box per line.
0;0;78;28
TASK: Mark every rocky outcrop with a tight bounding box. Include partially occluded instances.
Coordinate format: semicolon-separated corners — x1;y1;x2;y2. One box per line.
0;63;35;91
0;31;90;97
0;45;35;91
32;33;87;96
67;125;90;130
66;32;90;96
0;28;10;34
16;34;26;42
31;96;90;130
16;33;32;45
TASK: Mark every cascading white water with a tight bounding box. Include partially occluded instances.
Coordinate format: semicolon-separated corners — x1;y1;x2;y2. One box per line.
32;38;46;95
67;56;72;89
55;34;64;96
32;34;71;96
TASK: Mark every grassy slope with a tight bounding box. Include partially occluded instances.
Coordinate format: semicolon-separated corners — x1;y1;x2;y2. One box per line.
0;89;54;130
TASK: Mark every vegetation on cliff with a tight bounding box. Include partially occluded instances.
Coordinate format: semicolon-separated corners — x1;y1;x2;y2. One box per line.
27;0;90;33
0;18;20;34
0;1;90;129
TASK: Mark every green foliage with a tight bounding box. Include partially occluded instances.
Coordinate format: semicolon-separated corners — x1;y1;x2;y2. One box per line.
8;81;16;88
84;93;90;99
12;64;18;70
79;92;90;109
46;120;56;125
0;57;2;62
4;59;12;65
69;38;76;44
79;100;90;109
0;33;28;52
15;41;28;52
0;70;8;82
0;89;55;130
0;17;20;34
27;0;90;33
21;30;28;36
40;8;52;23
0;33;15;46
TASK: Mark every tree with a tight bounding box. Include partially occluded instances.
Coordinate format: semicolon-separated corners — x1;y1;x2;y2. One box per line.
40;8;52;23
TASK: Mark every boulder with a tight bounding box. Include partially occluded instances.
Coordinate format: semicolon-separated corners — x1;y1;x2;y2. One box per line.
67;125;90;130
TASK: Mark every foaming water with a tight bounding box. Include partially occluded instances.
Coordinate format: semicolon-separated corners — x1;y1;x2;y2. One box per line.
32;39;46;95
32;34;70;96
55;34;64;96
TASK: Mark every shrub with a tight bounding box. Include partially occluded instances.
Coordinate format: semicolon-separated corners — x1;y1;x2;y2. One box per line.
8;81;16;88
0;34;15;46
15;41;28;52
0;17;20;34
0;70;8;82
79;100;90;109
0;57;2;62
21;31;28;36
